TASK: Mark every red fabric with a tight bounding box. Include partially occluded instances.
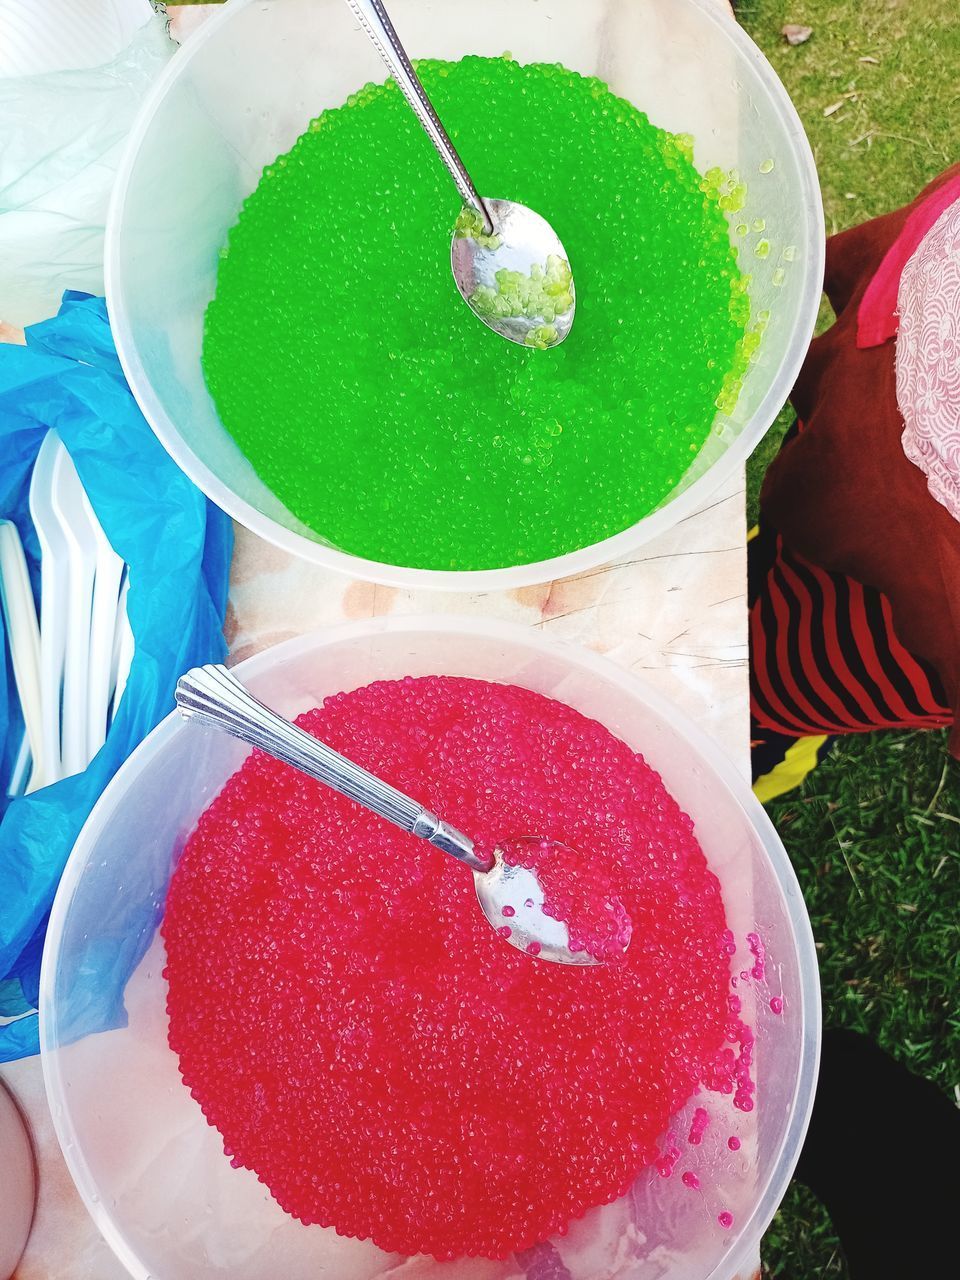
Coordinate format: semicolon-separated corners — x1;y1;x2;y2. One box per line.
778;557;854;728
761;166;960;756
750;535;951;740
857;172;960;349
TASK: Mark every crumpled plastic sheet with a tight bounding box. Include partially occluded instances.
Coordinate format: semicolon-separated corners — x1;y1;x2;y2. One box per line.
0;13;174;326
0;292;232;1061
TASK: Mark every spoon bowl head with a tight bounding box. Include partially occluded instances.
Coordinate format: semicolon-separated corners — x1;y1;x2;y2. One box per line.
475;848;597;966
451;198;576;350
475;837;632;967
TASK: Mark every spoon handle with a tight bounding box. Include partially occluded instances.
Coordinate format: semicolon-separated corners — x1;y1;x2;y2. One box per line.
342;0;493;232
175;664;491;873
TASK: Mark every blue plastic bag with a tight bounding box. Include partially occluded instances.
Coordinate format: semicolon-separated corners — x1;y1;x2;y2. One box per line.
0;292;232;1061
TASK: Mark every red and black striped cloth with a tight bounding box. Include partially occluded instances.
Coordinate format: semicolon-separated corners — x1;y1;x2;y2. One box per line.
749;423;952;786
749;169;960;788
750;478;951;744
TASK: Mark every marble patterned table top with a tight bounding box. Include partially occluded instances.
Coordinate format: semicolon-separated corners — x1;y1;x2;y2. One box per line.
2;3;757;1278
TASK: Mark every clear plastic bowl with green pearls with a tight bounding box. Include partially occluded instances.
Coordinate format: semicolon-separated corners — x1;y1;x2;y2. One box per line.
107;0;823;588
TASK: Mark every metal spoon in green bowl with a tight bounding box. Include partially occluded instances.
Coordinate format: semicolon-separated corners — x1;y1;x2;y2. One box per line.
343;0;576;349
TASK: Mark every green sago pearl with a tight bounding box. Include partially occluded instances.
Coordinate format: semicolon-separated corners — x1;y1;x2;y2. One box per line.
203;57;755;571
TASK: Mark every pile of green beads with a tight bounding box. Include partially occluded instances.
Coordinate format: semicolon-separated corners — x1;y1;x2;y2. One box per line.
203;55;753;571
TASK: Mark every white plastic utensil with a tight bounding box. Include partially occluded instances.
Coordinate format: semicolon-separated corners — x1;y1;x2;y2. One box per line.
6;731;33;799
84;488;125;759
28;431;132;785
29;431;70;784
48;444;98;779
0;520;44;792
109;570;134;722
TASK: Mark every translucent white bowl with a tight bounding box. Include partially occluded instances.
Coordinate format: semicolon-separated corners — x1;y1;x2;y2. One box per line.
41;617;820;1280
105;0;823;590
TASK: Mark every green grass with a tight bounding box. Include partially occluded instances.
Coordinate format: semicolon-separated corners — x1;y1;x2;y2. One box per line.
738;6;960;1273
760;730;960;1276
740;0;959;233
743;0;960;509
770;731;959;1097
763;1183;849;1278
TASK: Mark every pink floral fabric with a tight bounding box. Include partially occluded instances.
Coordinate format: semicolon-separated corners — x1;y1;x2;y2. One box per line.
857;174;960;349
896;197;960;525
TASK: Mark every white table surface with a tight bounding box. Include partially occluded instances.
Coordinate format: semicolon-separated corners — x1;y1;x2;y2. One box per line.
2;3;757;1278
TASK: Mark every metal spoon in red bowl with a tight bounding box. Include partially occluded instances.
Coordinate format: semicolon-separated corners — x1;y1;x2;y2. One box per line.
176;665;631;968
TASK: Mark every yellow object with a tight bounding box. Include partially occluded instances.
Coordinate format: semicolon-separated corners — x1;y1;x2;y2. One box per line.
753;734;829;804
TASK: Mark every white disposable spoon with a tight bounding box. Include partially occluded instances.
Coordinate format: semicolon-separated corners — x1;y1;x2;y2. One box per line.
0;520;44;792
28;431;69;784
